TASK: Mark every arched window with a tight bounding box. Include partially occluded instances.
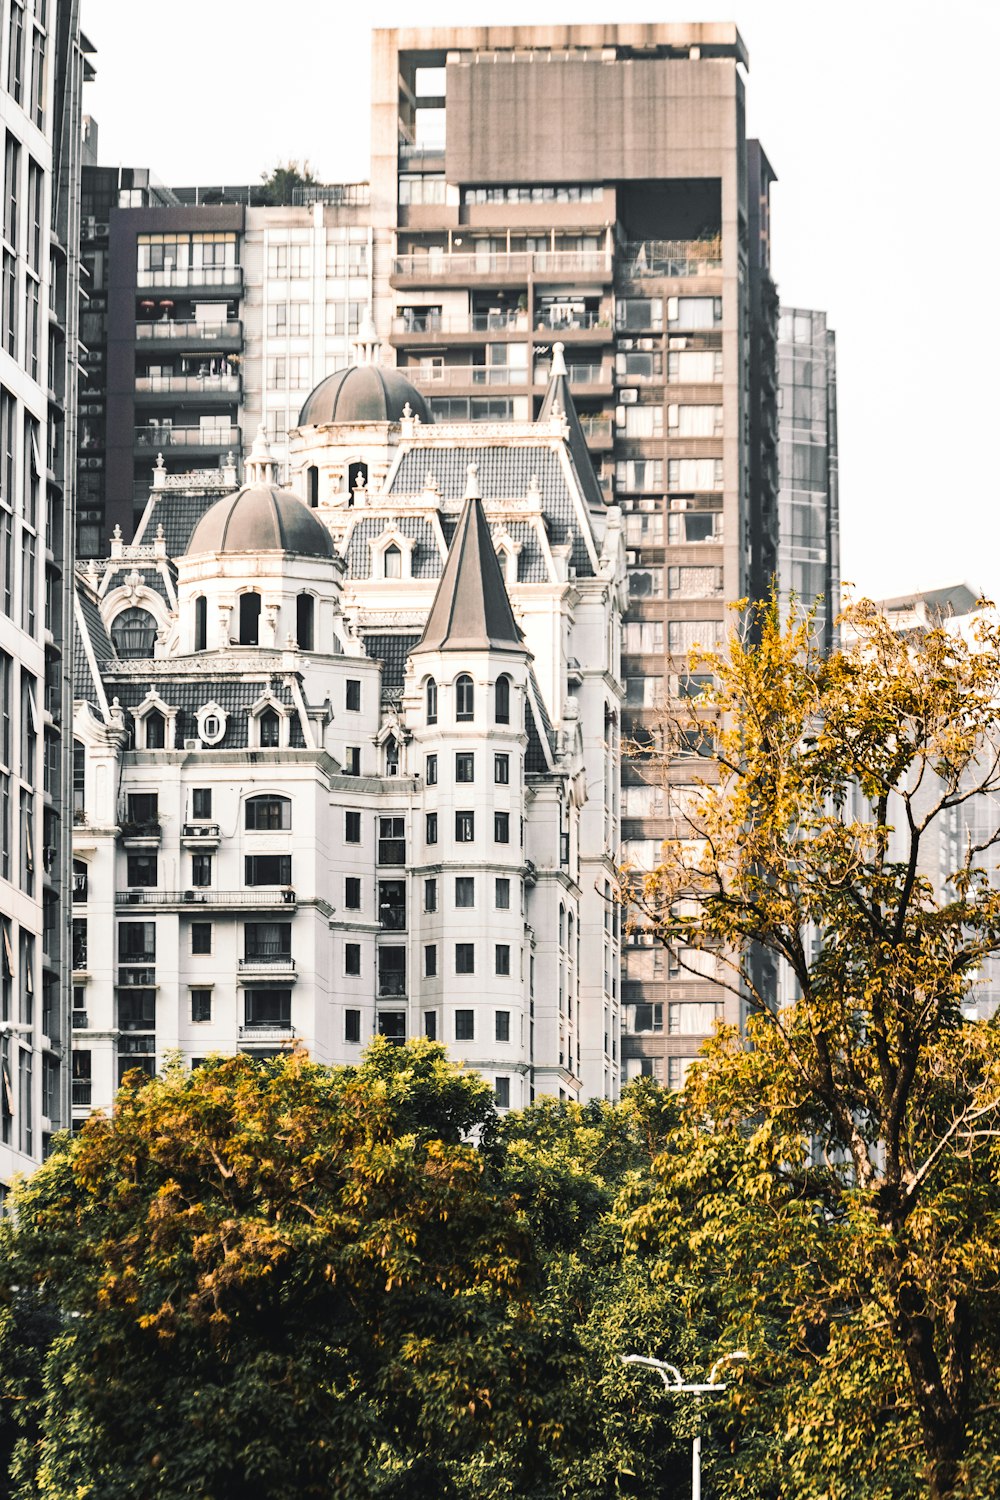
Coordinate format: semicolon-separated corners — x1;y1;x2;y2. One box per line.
194;595;207;652
296;593;314;651
426;677;438;724
306;466;319;508
239;591;260;645
145;710;165;749
348;461;368;500
245;794;291;831
455;673;474;722
383;544;402;579
259;709;280;748
111;607;157;660
495;674;510;724
385;738;399;776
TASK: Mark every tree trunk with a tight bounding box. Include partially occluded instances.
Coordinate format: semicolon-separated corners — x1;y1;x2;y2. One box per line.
891;1272;968;1500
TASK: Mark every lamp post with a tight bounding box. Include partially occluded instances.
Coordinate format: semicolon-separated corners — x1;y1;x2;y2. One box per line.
619;1351;748;1500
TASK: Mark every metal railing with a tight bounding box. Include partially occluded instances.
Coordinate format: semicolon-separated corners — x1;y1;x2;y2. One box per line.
578;417;614;441
391;311;531;335
240;1023;295;1043
392;250;613;280
137;265;243;289
134;425;240;448
116;889;296;907
240;953;295;969
291;183;370;206
618;238;723;279
134;374;240;395
534;310;609;332
136;320;243;342
533;362;611;385
71;1080;92;1106
407;364;530;388
72;1011;89;1029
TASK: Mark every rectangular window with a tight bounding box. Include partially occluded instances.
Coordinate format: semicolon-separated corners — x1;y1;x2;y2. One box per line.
345;942;361;977
424;943;437;977
244;922;291;960
455;811;474;843
424;877;437;912
425;753;437;785
424;1011;437;1041
377;946;405;997
667;565;723;600
668;1001;722;1035
425;812;438;845
192;788;212;819
455;1008;474;1040
667;403;724;438
455;752;474;783
455;943;475;975
494;1076;510;1108
667;296;722;330
668;349;723;383
118;988;155;1032
345;876;361;910
345;810;361;843
245;989;292;1028
378;879;406;930
667;620;724;655
495;945;511;977
615;459;662;493
631;1003;664;1033
627;565;663;599
345;679;361;711
7;5;24;104
126;795;159;831
453;876;475;909
667;458;724;492
615;297;663;332
495;1010;510;1042
495;877;510;910
126;852;157;888
244;854;292;886
668;1057;695;1090
118;922;154;962
494;753;509;785
493;812;510;844
377;1010;405;1044
344;746;361;776
667;509;722;545
191;989;212;1023
191;922;212;955
377;817;404;865
191;853;212;887
345;1008;361;1043
620;406;662;438
244;796;291;831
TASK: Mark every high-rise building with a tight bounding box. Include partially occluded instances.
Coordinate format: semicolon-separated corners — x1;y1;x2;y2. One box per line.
777;306;839;649
0;0;89;1190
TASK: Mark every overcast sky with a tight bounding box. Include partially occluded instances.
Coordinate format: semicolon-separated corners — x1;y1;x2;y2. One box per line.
83;0;1000;606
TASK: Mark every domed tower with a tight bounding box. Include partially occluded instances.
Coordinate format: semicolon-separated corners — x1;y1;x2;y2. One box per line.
176;428;341;656
287;322;432;509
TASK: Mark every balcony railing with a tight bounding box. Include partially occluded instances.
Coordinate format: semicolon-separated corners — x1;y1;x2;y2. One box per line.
72;1011;89;1029
136;320;243;343
377;976;406;998
391;311;530;336
407;364;530;388
291;183;370;207
134;425;240;449
240;953;296;971
578;417;613;442
534;310;609;332
71;1080;92;1106
240;1023;295;1043
392;250;613;281
116;888;296;908
618;238;723;279
533;362;611;386
134;374;240;395
137;265;243;289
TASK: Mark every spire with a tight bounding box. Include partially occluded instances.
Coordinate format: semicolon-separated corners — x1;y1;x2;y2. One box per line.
244;425;279;487
538;341;607;517
352;313;381;367
412;486;526;657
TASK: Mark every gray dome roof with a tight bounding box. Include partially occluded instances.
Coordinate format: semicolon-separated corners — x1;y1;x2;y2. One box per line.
298;365;432;427
186;484;335;558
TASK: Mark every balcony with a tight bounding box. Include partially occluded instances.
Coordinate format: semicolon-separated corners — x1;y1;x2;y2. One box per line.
134;374;240;402
135;320;243;350
115;888;297;910
239;1024;295;1044
533;310;612;338
71;1080;92;1107
118;819;162;848
71;1010;89;1029
578;416;614;449
181;822;222;846
136;265;243;294
390;311;531;343
533;361;614;395
239;954;297;979
407;364;530;389
617;238;723;282
391;250;613;288
134;425;240;454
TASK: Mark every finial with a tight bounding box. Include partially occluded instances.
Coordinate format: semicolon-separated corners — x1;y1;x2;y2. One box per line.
464;460;481;501
155;452;165;470
403;402;413;419
112;523;123;540
550;341;568;378
527;473;541;497
245;425;278;487
156;522;165;540
353;313;381;367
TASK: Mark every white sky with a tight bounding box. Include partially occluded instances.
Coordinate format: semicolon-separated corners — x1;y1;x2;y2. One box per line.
83;0;1000;605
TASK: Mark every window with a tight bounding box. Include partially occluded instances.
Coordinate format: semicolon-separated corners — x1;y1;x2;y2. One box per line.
631;1003;664;1034
144;711;165;750
126;853;157;888
118;922;155;963
667;620;724;655
383;544;401;579
455;944;475;975
494;812;510;844
245;990;292;1028
193;594;207;652
118;989;155;1032
494;753;509;785
345;679;361;711
345;943;361;977
495;877;510;910
455;1009;474;1040
345;877;361;910
495;675;510;724
667;458;724;491
378;879;406;930
426;678;437;723
238;591;260;645
344;746;361;776
259;710;281;749
425;812;438;845
111;608;157;660
345;810;361;843
377;1011;405;1045
455;674;474;721
341;1008;361;1044
494;1077;510;1108
245;795;291;831
192;788;212;820
668;404;723;438
495;1011;511;1043
377;947;405;997
621;406;662;438
191;989;212;1023
244;854;292;886
668;295;722;330
667;509;722;545
424;1011;437;1041
191;922;212;955
668;565;723;600
668;1057;695;1090
296;594;315;651
455;752;474;783
424;944;437;978
495;945;511;977
455;811;474;843
245;922;291;960
191;853;212;888
455;877;475;908
425;753;438;786
377;817;404;865
668;1001;722;1035
387;744;402;780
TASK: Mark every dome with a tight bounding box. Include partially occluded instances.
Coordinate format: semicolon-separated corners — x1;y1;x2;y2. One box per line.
297;365;433;427
186;484;335;558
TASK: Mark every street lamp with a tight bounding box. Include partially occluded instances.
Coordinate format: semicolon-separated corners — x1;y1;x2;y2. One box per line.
619;1350;748;1500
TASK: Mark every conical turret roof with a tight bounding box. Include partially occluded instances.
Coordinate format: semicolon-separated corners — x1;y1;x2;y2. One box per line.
539;341;607;518
412;466;525;656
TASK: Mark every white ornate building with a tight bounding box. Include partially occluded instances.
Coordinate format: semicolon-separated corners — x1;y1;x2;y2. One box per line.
71;347;626;1118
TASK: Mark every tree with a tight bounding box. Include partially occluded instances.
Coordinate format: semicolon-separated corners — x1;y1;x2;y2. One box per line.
257;160;316;206
621;596;1000;1498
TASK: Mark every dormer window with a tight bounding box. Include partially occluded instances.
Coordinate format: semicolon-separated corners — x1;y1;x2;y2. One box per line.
384;544;402;579
145;710;165;749
260;709;280;748
250;695;290;750
385;737;400;776
111;607;158;661
195;701;227;746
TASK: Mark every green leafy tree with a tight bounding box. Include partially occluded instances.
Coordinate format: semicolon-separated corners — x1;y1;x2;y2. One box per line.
257;160;316;206
622;597;1000;1498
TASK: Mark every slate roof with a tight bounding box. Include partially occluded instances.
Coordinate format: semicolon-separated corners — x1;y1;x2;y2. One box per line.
525;698;550;774
388;446;594;577
105;676;307;751
101;560;173;608
413;496;524;657
361;634;422;689
74;583;112;710
343;515;442;581
538;358;608;520
135;490;231;556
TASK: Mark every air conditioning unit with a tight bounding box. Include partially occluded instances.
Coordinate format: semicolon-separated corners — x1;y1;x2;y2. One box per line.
184;738;200;750
83;216;96;237
620;388;638;404
670;498;689;511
